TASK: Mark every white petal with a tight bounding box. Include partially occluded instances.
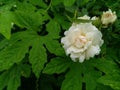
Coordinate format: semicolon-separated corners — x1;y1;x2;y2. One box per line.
70;53;80;62
79;54;85;63
86;45;100;59
66;46;85;54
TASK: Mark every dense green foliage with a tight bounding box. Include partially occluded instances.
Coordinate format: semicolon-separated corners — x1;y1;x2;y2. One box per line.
0;0;120;90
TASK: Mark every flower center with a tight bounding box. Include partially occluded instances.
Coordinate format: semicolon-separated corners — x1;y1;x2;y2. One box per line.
74;35;87;48
104;13;112;18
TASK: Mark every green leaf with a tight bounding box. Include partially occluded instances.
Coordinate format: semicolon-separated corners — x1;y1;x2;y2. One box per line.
43;57;70;74
93;58;120;74
93;58;120;90
0;70;9;90
0;0;15;4
46;20;60;39
20;64;31;78
76;0;90;6
44;39;65;56
0;11;13;39
63;0;76;7
13;2;43;30
0;1;16;39
0;31;36;71
0;28;61;77
0;40;29;71
29;37;47;78
24;0;47;8
52;0;63;5
84;70;102;90
13;11;43;30
96;84;114;90
98;75;120;90
7;68;21;90
61;63;82;90
61;60;102;90
0;64;30;90
54;14;71;30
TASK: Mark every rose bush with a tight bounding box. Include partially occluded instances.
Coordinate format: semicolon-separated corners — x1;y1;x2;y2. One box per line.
61;23;103;63
0;0;119;90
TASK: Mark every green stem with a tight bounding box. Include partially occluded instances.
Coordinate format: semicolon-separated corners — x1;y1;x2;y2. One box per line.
43;0;52;14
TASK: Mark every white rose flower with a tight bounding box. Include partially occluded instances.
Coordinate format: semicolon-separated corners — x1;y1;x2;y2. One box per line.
61;23;103;63
101;9;117;25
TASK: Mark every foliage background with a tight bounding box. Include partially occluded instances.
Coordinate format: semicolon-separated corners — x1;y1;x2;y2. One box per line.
0;0;120;90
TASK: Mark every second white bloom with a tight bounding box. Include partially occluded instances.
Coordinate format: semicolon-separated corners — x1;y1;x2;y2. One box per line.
61;23;103;63
101;9;117;25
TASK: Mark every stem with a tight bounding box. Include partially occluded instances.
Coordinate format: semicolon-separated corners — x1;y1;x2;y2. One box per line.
43;0;52;14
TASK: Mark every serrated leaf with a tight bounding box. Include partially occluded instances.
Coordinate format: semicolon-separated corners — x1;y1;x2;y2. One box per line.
0;63;29;90
46;20;60;39
93;58;120;74
54;14;71;30
96;84;113;90
13;2;43;30
13;11;42;30
63;0;76;7
0;31;36;71
84;70;102;90
20;64;31;78
43;57;70;74
98;75;120;90
7;68;21;90
0;11;13;39
44;39;65;56
61;63;82;90
0;28;61;77
0;1;15;12
93;58;120;90
0;70;9;90
29;37;47;78
0;40;29;71
61;60;102;90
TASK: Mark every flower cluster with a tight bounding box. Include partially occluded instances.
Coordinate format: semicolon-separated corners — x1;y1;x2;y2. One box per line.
61;9;117;63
